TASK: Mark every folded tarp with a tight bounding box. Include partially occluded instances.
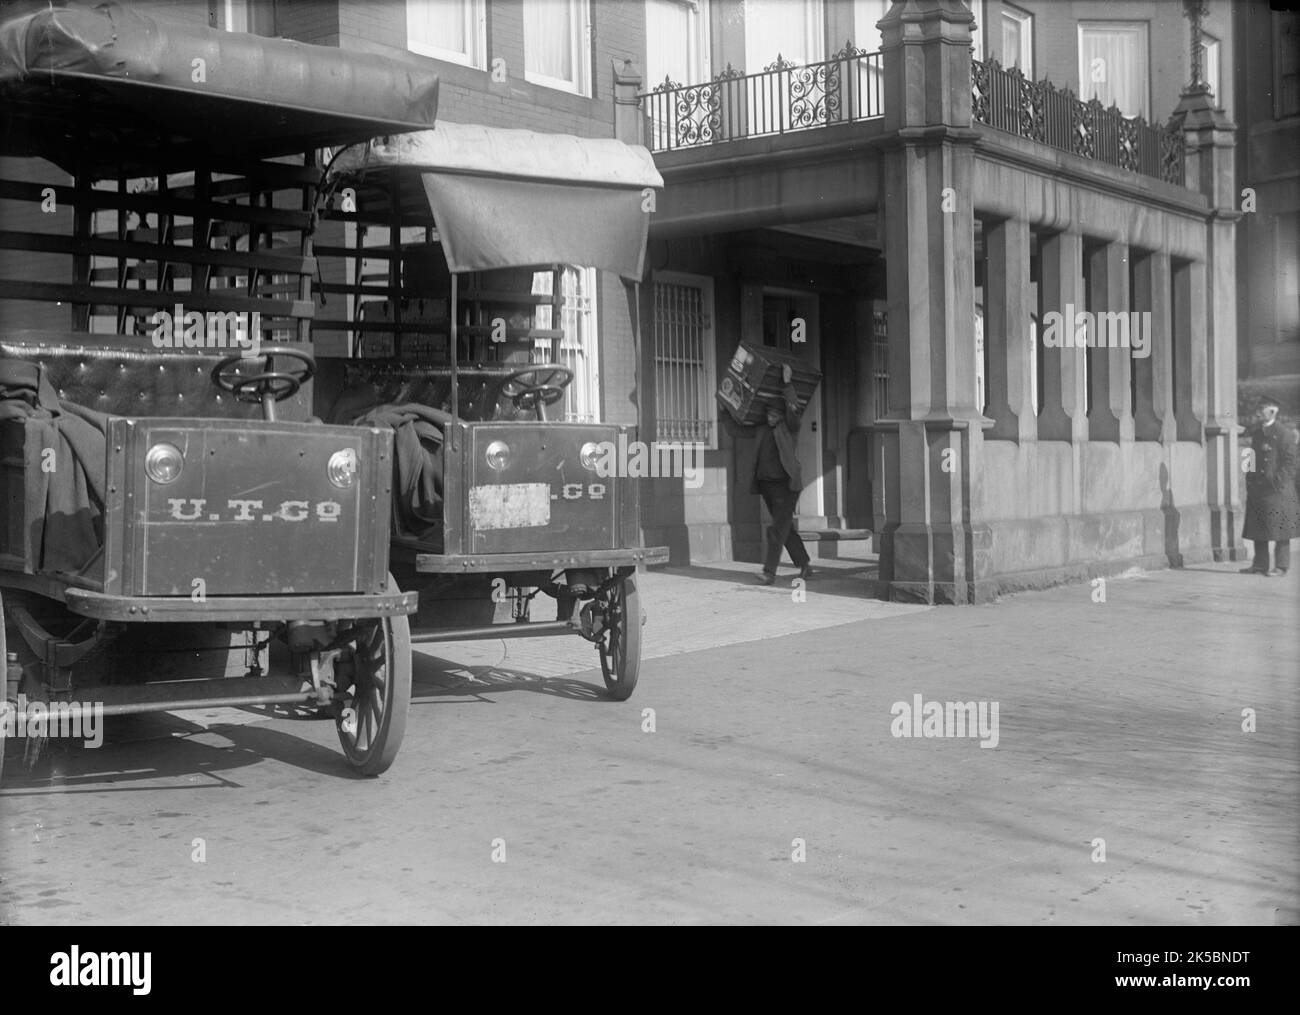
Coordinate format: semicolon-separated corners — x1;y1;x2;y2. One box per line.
347;403;455;549
0;1;440;172
0;359;107;581
328;123;664;281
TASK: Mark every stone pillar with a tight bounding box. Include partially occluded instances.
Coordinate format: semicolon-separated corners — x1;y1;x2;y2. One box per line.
1085;240;1134;444
1171;87;1242;560
613;59;646;147
1168;257;1207;445
983;216;1036;443
1130;251;1175;442
1036;229;1087;446
875;0;992;604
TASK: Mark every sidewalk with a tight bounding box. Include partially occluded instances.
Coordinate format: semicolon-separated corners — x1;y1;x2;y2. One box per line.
414;555;920;679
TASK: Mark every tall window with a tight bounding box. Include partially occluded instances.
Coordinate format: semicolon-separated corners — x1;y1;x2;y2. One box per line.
407;0;486;69
1200;33;1220;103
1079;22;1149;120
221;0;276;35
853;0;887;114
532;267;600;423
743;0;824;68
1275;13;1299;118
524;0;591;96
1001;3;1033;77
645;0;711;148
646;0;710;88
653;274;716;448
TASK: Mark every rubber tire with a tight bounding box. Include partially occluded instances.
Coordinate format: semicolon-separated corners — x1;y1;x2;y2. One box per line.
599;575;643;702
337;577;412;776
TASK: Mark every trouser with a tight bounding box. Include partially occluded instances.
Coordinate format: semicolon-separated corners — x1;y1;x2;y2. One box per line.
757;480;809;575
1252;539;1291;572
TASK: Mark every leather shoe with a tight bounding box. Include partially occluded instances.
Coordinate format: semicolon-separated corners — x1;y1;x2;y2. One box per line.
756;571;775;586
1269;567;1288;576
1239;567;1268;575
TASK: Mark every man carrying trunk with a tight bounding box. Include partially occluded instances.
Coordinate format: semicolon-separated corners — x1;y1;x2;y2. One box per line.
747;364;814;586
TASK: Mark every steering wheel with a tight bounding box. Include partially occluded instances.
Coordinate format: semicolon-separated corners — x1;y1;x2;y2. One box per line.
498;365;573;420
212;346;316;421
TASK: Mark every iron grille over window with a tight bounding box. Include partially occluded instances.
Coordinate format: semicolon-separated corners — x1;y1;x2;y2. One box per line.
653;277;715;447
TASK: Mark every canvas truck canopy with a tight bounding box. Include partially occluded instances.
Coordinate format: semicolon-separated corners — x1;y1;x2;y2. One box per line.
0;2;440;175
327;123;664;282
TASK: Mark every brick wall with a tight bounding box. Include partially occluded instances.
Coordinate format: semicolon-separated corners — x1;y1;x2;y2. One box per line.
276;0;340;44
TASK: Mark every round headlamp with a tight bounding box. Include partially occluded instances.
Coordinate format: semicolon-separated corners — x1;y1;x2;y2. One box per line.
328;448;358;488
144;443;184;484
579;442;602;471
485;440;511;472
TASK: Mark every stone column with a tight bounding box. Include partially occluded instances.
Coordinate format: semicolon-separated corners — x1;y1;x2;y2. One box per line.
983;215;1036;442
1085;240;1134;444
613;59;646;147
1130;251;1174;442
1036;229;1087;446
1171;86;1242;559
875;0;992;604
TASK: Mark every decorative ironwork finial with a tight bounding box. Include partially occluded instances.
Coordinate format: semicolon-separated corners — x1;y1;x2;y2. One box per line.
1183;0;1210;93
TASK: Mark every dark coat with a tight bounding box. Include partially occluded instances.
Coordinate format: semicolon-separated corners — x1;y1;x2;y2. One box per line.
723;383;804;494
0;359;108;578
1242;419;1300;542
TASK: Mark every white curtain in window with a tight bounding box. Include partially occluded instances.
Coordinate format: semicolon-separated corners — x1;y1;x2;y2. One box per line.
853;0;887;53
744;0;823;68
1001;11;1032;76
408;0;477;63
525;0;576;84
647;0;693;87
1079;24;1148;119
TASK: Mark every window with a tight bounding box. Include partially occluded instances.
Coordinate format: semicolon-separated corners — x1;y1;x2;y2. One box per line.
743;0;824;68
221;0;276;35
646;0;710;88
1199;33;1219;103
853;0;887;114
524;0;591;96
653;273;716;448
407;0;486;69
1275;13;1299;118
645;0;711;148
532;267;600;422
1001;3;1033;77
1079;22;1149;120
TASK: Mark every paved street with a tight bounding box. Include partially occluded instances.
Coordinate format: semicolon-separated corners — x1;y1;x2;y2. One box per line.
1;559;1296;925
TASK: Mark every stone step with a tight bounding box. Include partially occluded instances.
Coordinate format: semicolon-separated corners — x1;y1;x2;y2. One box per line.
797;528;874;560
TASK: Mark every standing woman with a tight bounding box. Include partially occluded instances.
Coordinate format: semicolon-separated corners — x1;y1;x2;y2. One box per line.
1241;397;1300;576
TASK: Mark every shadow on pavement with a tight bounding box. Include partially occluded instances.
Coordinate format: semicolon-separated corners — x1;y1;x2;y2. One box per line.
0;711;370;792
410;652;609;702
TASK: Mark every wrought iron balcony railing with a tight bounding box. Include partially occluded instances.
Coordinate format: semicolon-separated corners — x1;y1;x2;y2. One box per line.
641;43;884;153
971;57;1185;186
